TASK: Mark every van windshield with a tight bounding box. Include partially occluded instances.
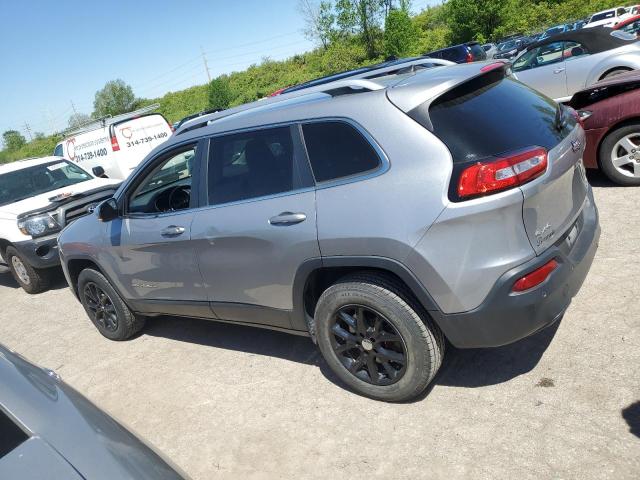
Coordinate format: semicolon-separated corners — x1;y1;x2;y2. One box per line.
0;161;92;206
591;11;615;22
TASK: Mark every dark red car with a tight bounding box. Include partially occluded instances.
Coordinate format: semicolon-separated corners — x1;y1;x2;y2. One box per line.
568;70;640;185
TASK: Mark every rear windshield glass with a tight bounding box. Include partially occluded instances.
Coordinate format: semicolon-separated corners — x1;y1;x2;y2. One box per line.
419;71;575;163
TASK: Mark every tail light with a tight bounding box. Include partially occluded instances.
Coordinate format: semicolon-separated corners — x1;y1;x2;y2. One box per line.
110;134;120;152
512;259;559;292
466;51;474;62
168;120;175;132
457;147;548;199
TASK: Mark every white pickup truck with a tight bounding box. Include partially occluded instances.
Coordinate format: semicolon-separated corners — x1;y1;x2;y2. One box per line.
0;156;120;293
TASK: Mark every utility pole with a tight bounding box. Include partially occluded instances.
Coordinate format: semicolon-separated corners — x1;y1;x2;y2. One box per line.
70;100;78;116
23;122;33;141
201;46;212;83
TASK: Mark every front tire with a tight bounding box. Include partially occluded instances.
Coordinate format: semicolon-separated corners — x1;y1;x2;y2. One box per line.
598;122;640;186
315;273;444;402
5;246;50;294
78;268;145;340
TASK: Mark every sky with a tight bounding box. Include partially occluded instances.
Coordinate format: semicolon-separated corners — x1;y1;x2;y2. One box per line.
0;0;438;144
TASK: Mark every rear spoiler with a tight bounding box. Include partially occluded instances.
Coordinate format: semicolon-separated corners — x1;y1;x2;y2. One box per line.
386;61;511;131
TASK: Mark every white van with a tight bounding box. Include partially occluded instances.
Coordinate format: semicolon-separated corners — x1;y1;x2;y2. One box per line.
584;7;631;28
54;105;173;180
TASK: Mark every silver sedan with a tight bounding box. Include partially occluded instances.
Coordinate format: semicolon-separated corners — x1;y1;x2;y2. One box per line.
512;28;640;102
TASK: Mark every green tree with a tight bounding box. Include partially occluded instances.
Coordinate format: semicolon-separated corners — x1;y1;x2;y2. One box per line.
93;79;136;118
207;77;233;110
445;0;508;43
68;112;91;129
384;7;419;57
2;130;26;151
335;0;386;58
299;0;336;48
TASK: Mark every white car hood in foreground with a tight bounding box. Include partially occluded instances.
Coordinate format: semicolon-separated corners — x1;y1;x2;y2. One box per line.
0;178;120;218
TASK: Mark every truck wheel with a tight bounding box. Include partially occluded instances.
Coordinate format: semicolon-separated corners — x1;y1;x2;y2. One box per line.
5;246;50;294
78;268;145;341
599;122;640;186
314;272;444;402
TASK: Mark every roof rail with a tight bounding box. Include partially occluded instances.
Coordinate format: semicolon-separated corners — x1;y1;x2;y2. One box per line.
63;103;161;137
175;79;385;137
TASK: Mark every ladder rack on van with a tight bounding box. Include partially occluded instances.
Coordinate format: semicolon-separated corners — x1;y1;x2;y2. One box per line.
63;103;161;137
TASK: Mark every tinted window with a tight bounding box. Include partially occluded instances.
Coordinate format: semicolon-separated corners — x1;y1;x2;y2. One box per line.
564;41;589;59
591;11;614;22
129;146;196;214
421;72;575;163
468;44;486;60
208;127;296;205
302;122;381;182
0;410;28;458
512;41;564;71
53;144;63;157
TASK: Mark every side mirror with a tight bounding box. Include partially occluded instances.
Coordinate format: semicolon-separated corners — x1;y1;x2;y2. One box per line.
97;198;118;222
92;166;107;178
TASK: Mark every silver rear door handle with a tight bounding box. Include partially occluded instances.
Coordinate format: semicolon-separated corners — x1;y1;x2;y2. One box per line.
269;212;306;226
553;67;565;74
161;225;186;237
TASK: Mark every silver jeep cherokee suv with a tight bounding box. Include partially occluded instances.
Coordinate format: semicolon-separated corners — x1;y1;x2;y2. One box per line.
58;62;600;402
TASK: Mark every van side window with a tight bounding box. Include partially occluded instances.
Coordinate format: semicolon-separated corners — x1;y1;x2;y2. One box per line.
301;121;381;182
54;144;63;157
207;127;297;205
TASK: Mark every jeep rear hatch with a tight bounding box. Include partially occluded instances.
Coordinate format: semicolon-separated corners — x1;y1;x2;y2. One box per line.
388;63;589;254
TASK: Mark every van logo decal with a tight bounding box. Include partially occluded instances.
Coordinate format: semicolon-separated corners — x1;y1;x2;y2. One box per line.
66;138;76;160
120;127;133;139
535;223;554;246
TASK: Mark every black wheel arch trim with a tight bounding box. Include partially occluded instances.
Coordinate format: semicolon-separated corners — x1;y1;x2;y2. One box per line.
291;256;441;334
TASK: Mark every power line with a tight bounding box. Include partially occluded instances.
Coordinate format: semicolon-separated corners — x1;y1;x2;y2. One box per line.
201;46;212;83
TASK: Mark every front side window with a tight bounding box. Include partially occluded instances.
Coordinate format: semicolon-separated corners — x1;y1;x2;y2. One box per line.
208;127;296;205
513;42;565;71
0;160;92;207
563;41;589;60
128;146;196;214
302;121;381;183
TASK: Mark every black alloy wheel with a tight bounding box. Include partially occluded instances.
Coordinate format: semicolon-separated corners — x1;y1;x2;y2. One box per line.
330;304;407;386
83;282;119;332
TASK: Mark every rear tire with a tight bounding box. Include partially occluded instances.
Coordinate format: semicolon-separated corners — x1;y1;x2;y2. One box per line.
598;122;640;186
5;246;50;294
314;272;444;402
78;268;145;340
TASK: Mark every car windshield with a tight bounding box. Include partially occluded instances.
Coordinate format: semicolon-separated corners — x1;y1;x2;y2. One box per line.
498;40;516;51
591;11;615;22
0;160;92;206
546;26;565;35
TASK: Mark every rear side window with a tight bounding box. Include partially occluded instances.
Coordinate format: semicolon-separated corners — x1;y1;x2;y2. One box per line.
208;126;299;205
468;44;485;60
53;144;63;157
0;410;28;458
302;122;381;182
419;71;575;163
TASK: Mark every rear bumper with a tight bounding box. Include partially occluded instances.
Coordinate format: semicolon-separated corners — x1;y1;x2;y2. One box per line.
12;235;60;269
433;191;600;348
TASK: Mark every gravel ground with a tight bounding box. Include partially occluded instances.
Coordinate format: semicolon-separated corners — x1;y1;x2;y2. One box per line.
0;171;638;480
